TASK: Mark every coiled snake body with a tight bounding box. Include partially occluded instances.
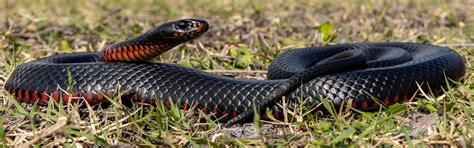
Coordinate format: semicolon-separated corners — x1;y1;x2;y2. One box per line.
5;19;465;125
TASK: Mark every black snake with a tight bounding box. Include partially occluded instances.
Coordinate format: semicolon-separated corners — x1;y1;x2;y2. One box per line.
4;19;466;125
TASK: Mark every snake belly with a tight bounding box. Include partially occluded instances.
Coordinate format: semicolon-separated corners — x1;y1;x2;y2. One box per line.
4;42;465;124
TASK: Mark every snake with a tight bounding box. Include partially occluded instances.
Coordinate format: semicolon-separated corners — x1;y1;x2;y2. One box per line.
4;19;466;125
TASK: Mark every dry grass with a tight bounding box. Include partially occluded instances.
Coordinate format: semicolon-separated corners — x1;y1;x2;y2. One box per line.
0;0;473;147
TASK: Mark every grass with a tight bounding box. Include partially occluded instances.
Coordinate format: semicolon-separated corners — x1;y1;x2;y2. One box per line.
0;0;473;146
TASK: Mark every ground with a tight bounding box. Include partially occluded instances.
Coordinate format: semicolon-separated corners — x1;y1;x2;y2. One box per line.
0;0;473;147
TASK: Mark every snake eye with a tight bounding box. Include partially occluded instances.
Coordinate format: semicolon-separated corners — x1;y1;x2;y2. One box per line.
176;21;191;30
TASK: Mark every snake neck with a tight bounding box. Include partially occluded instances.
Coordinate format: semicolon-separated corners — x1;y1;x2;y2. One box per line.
100;32;181;62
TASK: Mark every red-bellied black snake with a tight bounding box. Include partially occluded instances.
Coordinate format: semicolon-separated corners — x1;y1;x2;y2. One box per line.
4;19;465;125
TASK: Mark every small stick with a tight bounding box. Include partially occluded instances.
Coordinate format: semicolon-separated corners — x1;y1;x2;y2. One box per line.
17;116;68;148
205;70;267;74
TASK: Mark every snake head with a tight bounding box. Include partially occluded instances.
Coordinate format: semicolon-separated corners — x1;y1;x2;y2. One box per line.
152;18;209;42
100;19;210;62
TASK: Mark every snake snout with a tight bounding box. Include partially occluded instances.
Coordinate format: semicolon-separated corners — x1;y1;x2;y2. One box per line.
187;18;209;33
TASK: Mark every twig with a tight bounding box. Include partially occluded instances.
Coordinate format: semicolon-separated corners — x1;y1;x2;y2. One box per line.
17;116;68;148
205;70;267;74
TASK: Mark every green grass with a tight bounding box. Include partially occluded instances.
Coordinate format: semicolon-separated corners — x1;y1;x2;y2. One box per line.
0;0;473;147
